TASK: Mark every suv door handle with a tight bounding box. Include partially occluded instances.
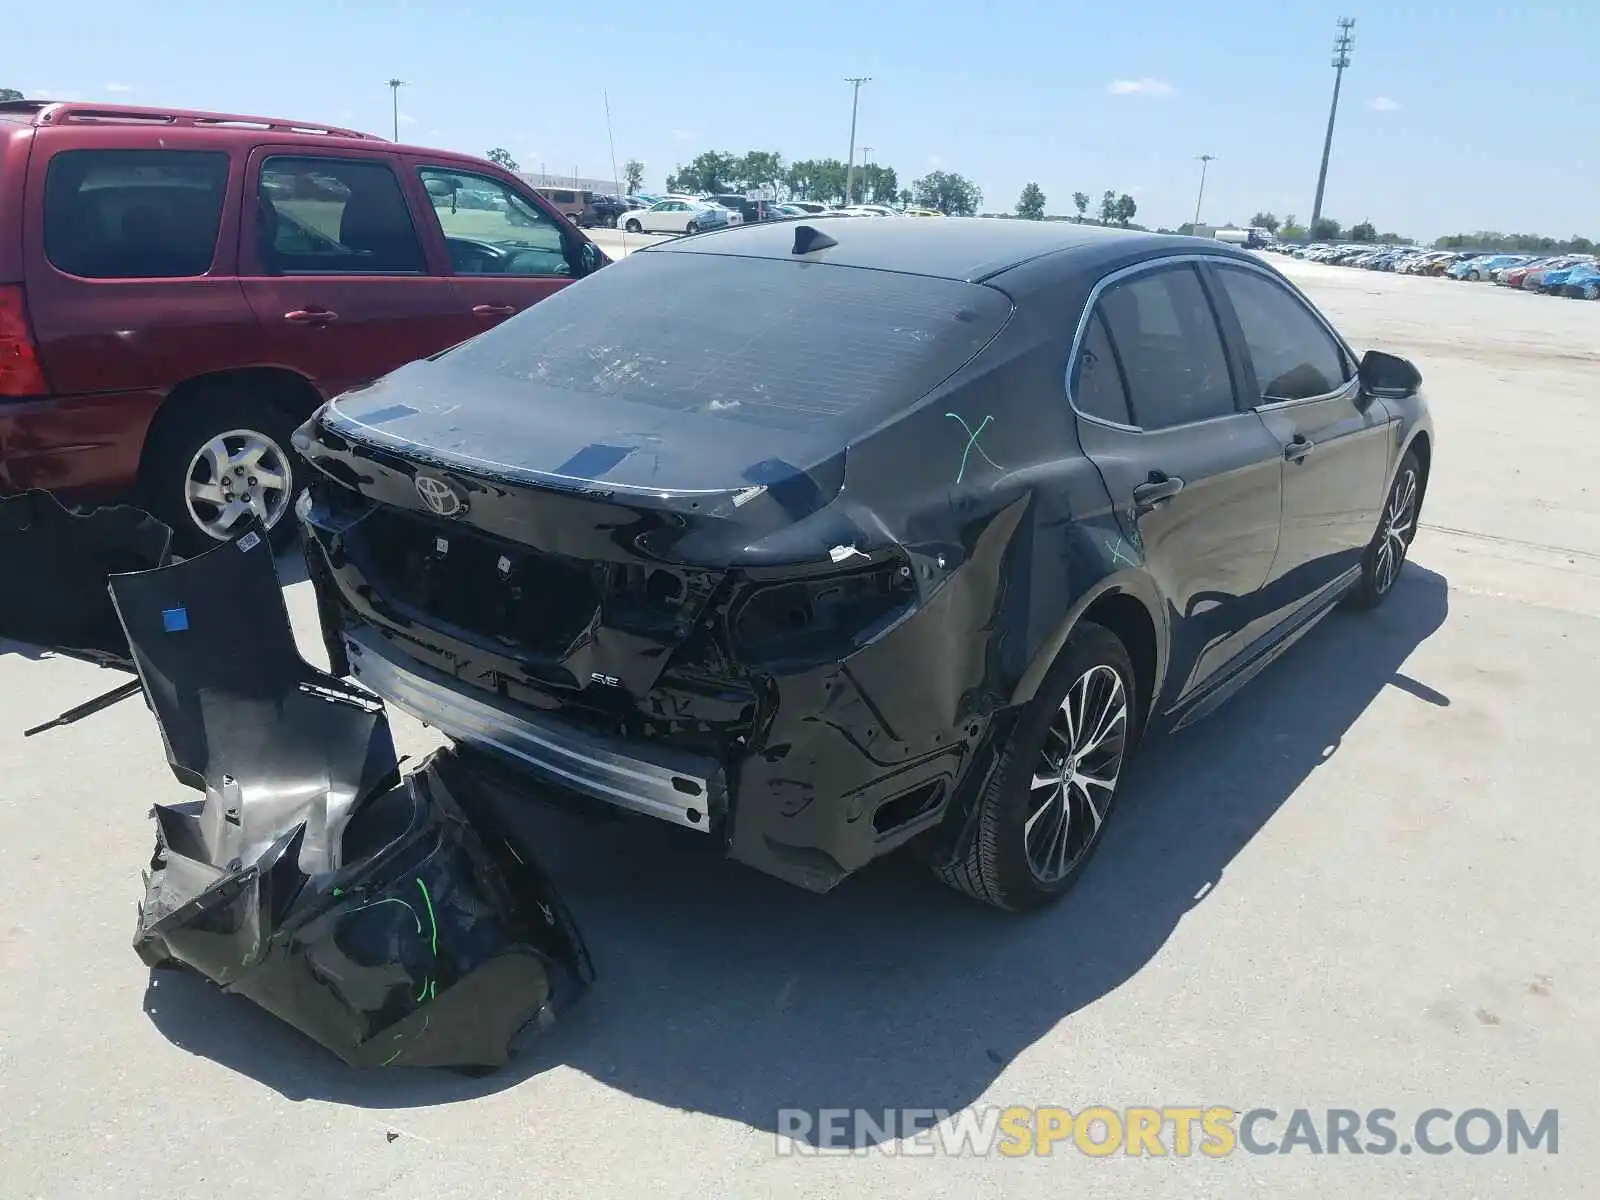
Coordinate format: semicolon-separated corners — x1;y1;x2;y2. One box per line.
1132;473;1185;511
1284;434;1316;461
471;304;517;316
284;308;339;324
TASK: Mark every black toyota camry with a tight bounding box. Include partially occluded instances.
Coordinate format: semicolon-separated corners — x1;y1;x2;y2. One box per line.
294;217;1433;911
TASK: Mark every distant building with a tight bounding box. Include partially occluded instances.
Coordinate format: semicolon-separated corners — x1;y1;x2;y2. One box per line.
517;171;622;195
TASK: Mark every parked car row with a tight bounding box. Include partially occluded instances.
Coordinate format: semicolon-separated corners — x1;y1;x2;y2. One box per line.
1263;242;1600;299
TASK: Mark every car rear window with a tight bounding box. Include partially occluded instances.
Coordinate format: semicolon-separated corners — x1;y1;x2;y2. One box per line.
43;149;229;279
438;249;1014;434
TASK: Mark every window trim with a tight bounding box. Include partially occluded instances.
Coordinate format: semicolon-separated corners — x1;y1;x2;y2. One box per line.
1063;254;1249;435
1202;258;1362;412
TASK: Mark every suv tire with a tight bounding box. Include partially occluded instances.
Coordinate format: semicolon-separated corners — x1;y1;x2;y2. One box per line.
936;621;1139;911
141;386;305;556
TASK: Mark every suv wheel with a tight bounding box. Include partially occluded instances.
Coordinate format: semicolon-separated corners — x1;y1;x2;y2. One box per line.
1346;450;1422;610
142;387;304;556
936;621;1138;911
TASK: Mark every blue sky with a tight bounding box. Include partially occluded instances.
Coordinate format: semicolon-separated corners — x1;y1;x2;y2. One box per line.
12;0;1597;238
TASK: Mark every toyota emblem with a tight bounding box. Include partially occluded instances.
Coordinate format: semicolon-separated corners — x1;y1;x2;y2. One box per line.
415;474;465;518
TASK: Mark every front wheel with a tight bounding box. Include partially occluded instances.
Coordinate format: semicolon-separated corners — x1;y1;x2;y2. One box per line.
1346;450;1422;610
684;221;699;235
935;621;1138;911
624;219;642;233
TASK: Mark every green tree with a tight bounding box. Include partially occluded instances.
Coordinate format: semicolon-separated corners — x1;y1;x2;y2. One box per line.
1249;211;1280;234
623;159;645;194
1113;194;1138;227
485;147;518;171
911;170;982;216
1309;217;1342;240
857;163;898;204
0;87;22;102
898;189;913;207
1279;213;1305;240
670;150;740;195
1015;182;1046;220
1349;221;1377;242
734;151;785;194
1098;190;1117;224
787;158;849;204
1072;191;1090;222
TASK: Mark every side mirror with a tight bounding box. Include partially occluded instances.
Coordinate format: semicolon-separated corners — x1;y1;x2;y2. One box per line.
1359;349;1422;399
578;240;607;276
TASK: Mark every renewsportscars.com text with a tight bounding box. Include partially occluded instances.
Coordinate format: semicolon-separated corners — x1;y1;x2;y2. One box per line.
774;1106;1559;1157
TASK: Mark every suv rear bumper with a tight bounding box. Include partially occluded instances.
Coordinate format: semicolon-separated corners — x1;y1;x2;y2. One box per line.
342;624;723;833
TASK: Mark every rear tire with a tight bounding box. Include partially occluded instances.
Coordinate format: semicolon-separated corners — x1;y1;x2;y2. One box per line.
140;385;305;557
935;621;1138;912
624;219;642;233
1346;450;1422;610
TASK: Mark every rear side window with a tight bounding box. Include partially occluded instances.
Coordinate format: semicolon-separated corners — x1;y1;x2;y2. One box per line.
436;250;1014;436
44;150;229;279
1069;310;1133;425
258;156;425;275
1211;264;1351;401
1093;264;1236;430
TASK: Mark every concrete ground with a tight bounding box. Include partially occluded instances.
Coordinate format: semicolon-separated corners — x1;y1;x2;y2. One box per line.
2;256;1597;1198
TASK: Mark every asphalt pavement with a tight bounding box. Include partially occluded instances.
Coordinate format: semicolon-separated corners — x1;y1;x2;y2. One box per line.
1;253;1596;1199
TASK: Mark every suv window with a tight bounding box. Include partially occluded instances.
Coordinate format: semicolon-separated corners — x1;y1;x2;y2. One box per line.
1070;310;1134;425
418;167;573;277
44;149;229;279
547;189;576;204
1093;264;1236;430
258;157;425;275
1212;264;1351;401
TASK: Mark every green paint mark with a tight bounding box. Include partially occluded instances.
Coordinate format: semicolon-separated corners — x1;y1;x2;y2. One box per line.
429;980;436;1000
347;896;421;933
382;1047;402;1065
944;413;1003;484
332;887;344;897
504;838;525;865
416;976;430;1002
415;878;438;955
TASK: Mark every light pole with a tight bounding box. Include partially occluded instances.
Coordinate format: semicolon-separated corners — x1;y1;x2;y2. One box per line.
386;77;406;141
1311;17;1356;232
1193;154;1216;227
860;146;873;202
843;77;870;207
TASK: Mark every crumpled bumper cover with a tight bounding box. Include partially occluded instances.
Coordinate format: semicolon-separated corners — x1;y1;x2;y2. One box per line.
109;524;592;1070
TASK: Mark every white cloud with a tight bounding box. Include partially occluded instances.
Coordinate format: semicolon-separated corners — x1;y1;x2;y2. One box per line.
1109;78;1175;97
671;129;692;141
397;111;418;126
26;87;82;101
927;154;944;167
1368;96;1400;112
104;81;134;94
425;128;443;138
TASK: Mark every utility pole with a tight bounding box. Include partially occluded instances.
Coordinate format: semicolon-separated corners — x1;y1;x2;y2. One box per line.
1311;17;1356;232
386;77;405;141
860;146;874;202
842;77;870;207
1193;154;1216;227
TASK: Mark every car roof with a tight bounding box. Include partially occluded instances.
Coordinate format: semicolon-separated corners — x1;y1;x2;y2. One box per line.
646;215;1219;283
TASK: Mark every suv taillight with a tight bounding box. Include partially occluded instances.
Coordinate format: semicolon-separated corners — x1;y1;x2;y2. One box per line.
0;285;49;397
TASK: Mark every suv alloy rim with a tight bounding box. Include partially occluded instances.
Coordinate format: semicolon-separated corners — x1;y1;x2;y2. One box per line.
184;428;294;540
1026;664;1129;883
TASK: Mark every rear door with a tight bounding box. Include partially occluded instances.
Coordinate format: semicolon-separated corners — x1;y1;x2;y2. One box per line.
1205;260;1391;613
238;147;457;400
405;161;587;343
1068;258;1285;712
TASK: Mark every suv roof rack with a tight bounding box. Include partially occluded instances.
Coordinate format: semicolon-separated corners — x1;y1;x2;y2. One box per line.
3;100;379;140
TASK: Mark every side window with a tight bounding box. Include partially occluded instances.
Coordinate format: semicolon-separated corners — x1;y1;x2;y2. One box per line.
1212;265;1352;401
257;157;425;275
43;149;229;280
1070;310;1134;425
416;167;573;277
1094;264;1237;430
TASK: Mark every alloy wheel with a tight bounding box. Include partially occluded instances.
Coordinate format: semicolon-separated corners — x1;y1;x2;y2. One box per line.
1025;664;1129;884
184;428;293;541
1373;466;1418;596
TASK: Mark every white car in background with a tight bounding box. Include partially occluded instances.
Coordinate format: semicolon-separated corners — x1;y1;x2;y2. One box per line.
618;198;732;235
839;204;898;218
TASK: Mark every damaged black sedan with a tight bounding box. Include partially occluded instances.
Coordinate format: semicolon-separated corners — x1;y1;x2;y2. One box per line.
294;218;1433;911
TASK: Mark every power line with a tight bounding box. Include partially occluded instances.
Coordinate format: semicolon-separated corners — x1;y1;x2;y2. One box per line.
386;77;406;142
843;77;870;206
1310;17;1355;231
1193;154;1216;227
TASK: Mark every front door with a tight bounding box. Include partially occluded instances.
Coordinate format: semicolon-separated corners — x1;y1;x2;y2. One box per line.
238;147;458;401
406;162;586;344
1069;260;1285;713
1205;261;1393;612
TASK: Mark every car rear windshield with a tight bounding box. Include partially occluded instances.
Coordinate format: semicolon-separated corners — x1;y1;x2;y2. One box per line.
439;249;1014;434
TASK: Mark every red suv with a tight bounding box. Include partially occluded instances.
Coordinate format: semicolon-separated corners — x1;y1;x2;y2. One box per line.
0;100;607;551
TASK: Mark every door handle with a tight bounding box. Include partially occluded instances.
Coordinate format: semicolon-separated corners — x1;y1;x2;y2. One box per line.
471;303;517;316
1132;473;1185;512
1284;434;1316;461
284;308;339;324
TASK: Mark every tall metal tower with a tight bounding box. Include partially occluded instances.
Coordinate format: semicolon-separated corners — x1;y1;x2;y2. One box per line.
1193;154;1216;226
1310;17;1355;231
386;77;406;142
843;77;871;206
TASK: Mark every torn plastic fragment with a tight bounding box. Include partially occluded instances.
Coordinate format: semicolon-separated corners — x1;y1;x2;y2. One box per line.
114;529;592;1069
828;543;870;564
